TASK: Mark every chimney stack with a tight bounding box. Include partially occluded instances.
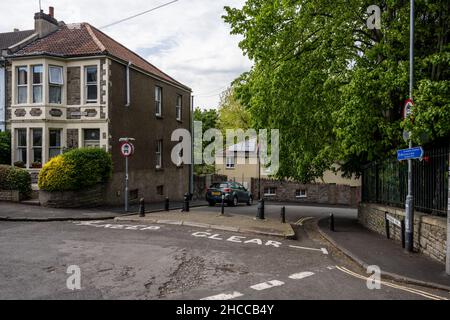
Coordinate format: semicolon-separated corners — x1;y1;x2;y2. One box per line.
34;7;59;38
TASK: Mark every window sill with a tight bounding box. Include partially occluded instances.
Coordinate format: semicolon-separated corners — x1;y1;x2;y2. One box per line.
155;167;164;172
176;119;183;124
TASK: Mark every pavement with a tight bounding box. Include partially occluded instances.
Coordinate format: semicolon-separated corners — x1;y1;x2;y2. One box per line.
115;209;296;239
0;200;208;222
318;216;450;291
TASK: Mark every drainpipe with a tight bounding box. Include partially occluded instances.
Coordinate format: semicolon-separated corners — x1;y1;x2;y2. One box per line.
189;94;194;198
125;61;131;107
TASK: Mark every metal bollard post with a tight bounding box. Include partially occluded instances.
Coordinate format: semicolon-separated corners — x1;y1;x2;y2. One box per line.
281;206;286;224
183;193;190;212
385;212;390;239
165;197;170;211
257;198;265;220
401;220;406;249
221;194;225;215
139;198;145;217
330;213;335;232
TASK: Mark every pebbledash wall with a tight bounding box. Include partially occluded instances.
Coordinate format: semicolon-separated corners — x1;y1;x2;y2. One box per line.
252;178;361;207
359;203;447;264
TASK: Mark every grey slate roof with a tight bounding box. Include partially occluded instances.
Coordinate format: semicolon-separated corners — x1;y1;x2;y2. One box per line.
0;30;35;50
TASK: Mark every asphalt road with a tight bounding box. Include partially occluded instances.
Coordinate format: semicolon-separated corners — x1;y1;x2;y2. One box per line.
0;216;449;300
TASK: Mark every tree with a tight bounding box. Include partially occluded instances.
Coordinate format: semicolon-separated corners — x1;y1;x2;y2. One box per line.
193;108;219;175
217;86;251;133
224;0;449;182
0;131;11;165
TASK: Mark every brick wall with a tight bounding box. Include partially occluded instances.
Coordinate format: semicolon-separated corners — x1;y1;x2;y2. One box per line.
359;203;447;264
252;178;361;207
39;184;105;208
0;190;20;202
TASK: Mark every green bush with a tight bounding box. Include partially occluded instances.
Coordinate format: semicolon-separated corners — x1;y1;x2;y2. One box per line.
38;148;112;192
0;165;32;198
0;131;11;165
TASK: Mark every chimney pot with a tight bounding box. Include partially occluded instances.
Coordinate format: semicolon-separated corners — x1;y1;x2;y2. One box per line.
49;7;54;18
13;28;19;32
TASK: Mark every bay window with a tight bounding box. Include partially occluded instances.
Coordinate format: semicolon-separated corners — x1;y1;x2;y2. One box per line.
32;128;43;164
49;66;63;104
85;66;98;103
32;65;43;103
17;66;28;104
16;128;27;163
49;129;62;159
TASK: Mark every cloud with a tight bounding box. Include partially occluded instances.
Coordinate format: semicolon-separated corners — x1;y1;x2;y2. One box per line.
0;0;252;109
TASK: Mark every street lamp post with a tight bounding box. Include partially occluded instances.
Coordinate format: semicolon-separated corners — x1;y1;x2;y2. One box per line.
404;0;415;253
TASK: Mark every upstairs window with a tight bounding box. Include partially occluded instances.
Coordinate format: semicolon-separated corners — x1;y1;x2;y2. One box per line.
176;95;182;121
17;66;28;104
32;65;43;104
85;66;98;103
155;86;162;117
156;140;163;169
49;66;63;104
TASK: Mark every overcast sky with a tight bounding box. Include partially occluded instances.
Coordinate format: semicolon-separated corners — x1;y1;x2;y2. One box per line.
0;0;252;110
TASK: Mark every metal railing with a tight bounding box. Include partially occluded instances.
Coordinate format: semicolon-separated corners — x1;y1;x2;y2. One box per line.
362;145;449;217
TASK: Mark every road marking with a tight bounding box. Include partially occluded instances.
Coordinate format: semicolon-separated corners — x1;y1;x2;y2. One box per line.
250;280;285;291
201;291;244;300
74;221;161;231
289;245;329;255
191;232;282;248
335;266;448;301
289;272;315;280
295;217;314;226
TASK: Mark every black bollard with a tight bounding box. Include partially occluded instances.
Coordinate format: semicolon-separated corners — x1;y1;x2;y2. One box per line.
139;198;145;217
281;206;286;223
385;212;390;239
221;195;225;215
257;198;265;220
401;220;406;249
165;197;170;211
330;213;335;232
183;193;190;212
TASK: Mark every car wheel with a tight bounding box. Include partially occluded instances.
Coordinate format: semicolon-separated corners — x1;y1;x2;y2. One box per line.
247;197;253;206
232;196;238;207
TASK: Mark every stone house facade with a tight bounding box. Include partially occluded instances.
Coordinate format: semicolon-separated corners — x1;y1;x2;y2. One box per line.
4;8;192;204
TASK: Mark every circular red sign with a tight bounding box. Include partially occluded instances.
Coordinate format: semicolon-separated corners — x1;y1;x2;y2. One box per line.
120;142;134;157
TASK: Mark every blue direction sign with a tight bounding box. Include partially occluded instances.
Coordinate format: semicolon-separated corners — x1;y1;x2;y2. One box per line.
397;147;424;161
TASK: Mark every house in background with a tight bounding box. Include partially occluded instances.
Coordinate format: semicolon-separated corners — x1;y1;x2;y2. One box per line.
0;29;36;131
215;138;361;193
4;7;192;204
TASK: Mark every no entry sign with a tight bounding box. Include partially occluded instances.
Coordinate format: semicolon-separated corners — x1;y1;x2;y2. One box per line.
120;142;135;157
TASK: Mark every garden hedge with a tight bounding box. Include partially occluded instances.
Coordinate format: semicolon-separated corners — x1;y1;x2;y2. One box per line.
0;165;32;198
38;148;112;192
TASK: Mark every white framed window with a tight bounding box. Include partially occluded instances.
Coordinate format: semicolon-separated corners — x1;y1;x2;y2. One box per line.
226;155;235;169
83;129;100;148
32;65;43;104
296;189;308;198
155;86;162;117
49;129;62;159
85;66;98;103
156;140;163;169
176;95;182;121
17;66;28;104
15;128;27;164
264;187;277;196
31;128;43;165
49;66;63;104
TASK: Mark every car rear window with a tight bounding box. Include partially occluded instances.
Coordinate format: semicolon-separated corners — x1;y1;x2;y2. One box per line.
210;183;229;188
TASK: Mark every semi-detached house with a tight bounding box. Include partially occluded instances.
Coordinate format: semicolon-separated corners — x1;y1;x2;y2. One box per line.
4;8;192;204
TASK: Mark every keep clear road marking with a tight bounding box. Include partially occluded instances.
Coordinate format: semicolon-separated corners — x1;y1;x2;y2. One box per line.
289;245;329;255
335;266;449;301
73;221;161;232
201;292;244;301
289;272;315;280
250;280;285;291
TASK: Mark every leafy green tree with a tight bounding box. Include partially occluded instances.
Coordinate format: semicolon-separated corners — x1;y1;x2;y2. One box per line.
224;0;449;182
218;86;251;133
193;108;219;175
0;131;11;165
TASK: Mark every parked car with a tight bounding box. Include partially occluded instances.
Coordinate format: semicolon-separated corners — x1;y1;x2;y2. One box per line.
206;182;253;207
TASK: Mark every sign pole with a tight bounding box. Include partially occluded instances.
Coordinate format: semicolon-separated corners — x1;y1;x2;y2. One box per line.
119;138;135;213
405;0;415;253
125;156;129;212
